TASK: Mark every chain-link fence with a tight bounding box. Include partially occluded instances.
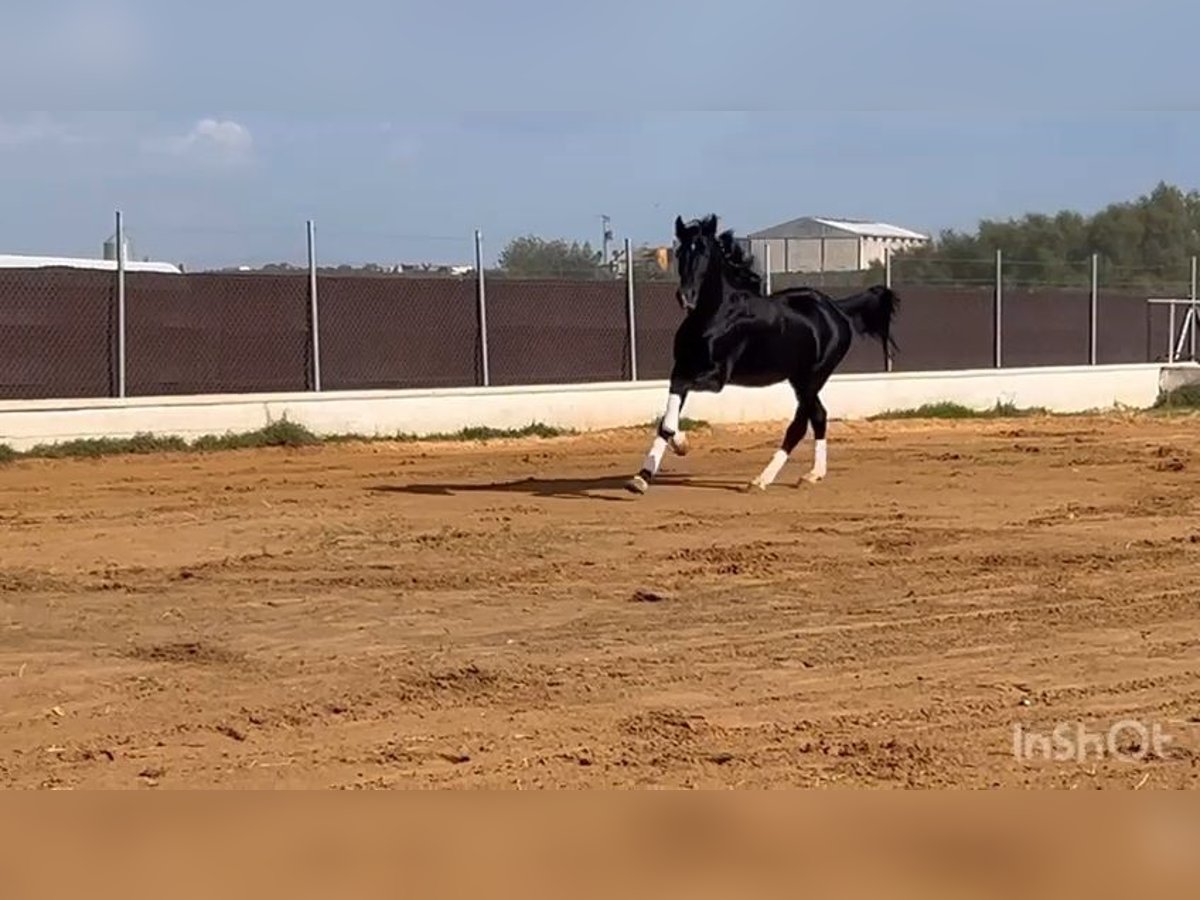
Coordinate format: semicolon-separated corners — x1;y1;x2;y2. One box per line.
0;267;116;399
2;221;1198;402
888;252;1194;369
126;272;311;395
317;274;479;390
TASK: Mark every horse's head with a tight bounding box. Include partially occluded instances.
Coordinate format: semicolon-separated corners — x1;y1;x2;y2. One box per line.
673;213;720;312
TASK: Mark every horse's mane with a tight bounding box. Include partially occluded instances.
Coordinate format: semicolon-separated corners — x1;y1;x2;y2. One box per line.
716;229;764;294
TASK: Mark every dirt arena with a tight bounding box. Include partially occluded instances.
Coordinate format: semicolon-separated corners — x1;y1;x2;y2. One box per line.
2;412;1199;789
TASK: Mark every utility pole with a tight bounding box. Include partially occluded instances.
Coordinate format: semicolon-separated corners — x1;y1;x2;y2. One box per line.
600;214;614;271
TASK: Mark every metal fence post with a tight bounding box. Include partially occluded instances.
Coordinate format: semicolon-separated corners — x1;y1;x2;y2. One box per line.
624;237;638;381
474;229;490;386
884;247;894;372
1191;255;1197;361
1089;252;1098;365
307;219;322;391
993;248;1003;368
764;242;773;295
115;209;127;398
1168;302;1177;363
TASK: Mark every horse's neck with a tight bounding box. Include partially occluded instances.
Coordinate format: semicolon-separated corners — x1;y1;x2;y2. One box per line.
693;263;732;318
729;271;762;295
720;258;763;295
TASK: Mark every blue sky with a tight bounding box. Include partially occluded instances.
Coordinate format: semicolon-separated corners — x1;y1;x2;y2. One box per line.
2;1;1199;269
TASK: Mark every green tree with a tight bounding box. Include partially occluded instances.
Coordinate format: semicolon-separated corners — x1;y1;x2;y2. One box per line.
892;181;1200;288
496;235;604;278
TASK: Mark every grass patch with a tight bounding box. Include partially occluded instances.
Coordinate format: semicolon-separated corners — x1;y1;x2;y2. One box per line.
23;432;190;459
1152;384;1200;410
868;400;1049;421
190;419;322;451
0;419;574;464
640;416;710;431
394;422;574;443
20;421;322;459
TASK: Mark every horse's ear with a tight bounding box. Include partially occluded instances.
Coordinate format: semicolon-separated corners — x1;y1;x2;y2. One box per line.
699;214;718;236
674;215;688;240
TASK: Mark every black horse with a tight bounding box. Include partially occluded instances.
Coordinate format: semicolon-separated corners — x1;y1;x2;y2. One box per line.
625;214;900;494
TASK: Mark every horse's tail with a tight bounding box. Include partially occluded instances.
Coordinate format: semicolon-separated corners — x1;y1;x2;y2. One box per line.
834;284;900;369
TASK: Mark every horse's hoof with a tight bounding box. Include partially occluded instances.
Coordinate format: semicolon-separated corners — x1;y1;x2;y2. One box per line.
670;433;690;456
799;472;826;485
743;479;768;493
625;475;649;495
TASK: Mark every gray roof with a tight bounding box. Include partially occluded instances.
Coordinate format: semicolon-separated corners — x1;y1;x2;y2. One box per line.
747;216;928;241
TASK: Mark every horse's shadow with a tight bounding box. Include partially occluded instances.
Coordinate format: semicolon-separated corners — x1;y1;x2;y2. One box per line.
367;472;746;502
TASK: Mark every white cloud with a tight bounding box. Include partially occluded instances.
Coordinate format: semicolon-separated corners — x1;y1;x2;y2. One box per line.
143;118;255;167
0;117;61;147
0;114;85;148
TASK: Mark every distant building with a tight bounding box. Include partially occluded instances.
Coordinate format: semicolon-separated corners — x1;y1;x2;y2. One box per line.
743;216;929;274
0;230;183;274
397;262;474;276
0;253;182;274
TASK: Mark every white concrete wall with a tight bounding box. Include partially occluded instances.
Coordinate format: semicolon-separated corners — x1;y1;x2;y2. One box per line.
0;363;1170;452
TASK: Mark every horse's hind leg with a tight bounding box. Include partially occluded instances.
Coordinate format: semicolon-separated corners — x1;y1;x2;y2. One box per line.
798;394;828;484
748;393;810;491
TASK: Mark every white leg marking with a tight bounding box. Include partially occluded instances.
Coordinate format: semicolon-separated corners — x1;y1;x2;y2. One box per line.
661;393;689;454
749;449;788;490
642;435;670;477
629;393;687;493
661;393;683;435
801;438;827;484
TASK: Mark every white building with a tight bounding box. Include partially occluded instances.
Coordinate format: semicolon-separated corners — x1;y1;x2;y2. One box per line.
743;216;930;274
0;254;183;274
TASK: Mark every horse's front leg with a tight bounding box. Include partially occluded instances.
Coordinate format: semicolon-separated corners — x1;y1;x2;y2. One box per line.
661;385;690;456
626;382;690;494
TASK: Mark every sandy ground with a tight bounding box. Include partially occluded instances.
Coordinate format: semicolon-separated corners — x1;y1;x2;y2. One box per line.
1;412;1199;789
